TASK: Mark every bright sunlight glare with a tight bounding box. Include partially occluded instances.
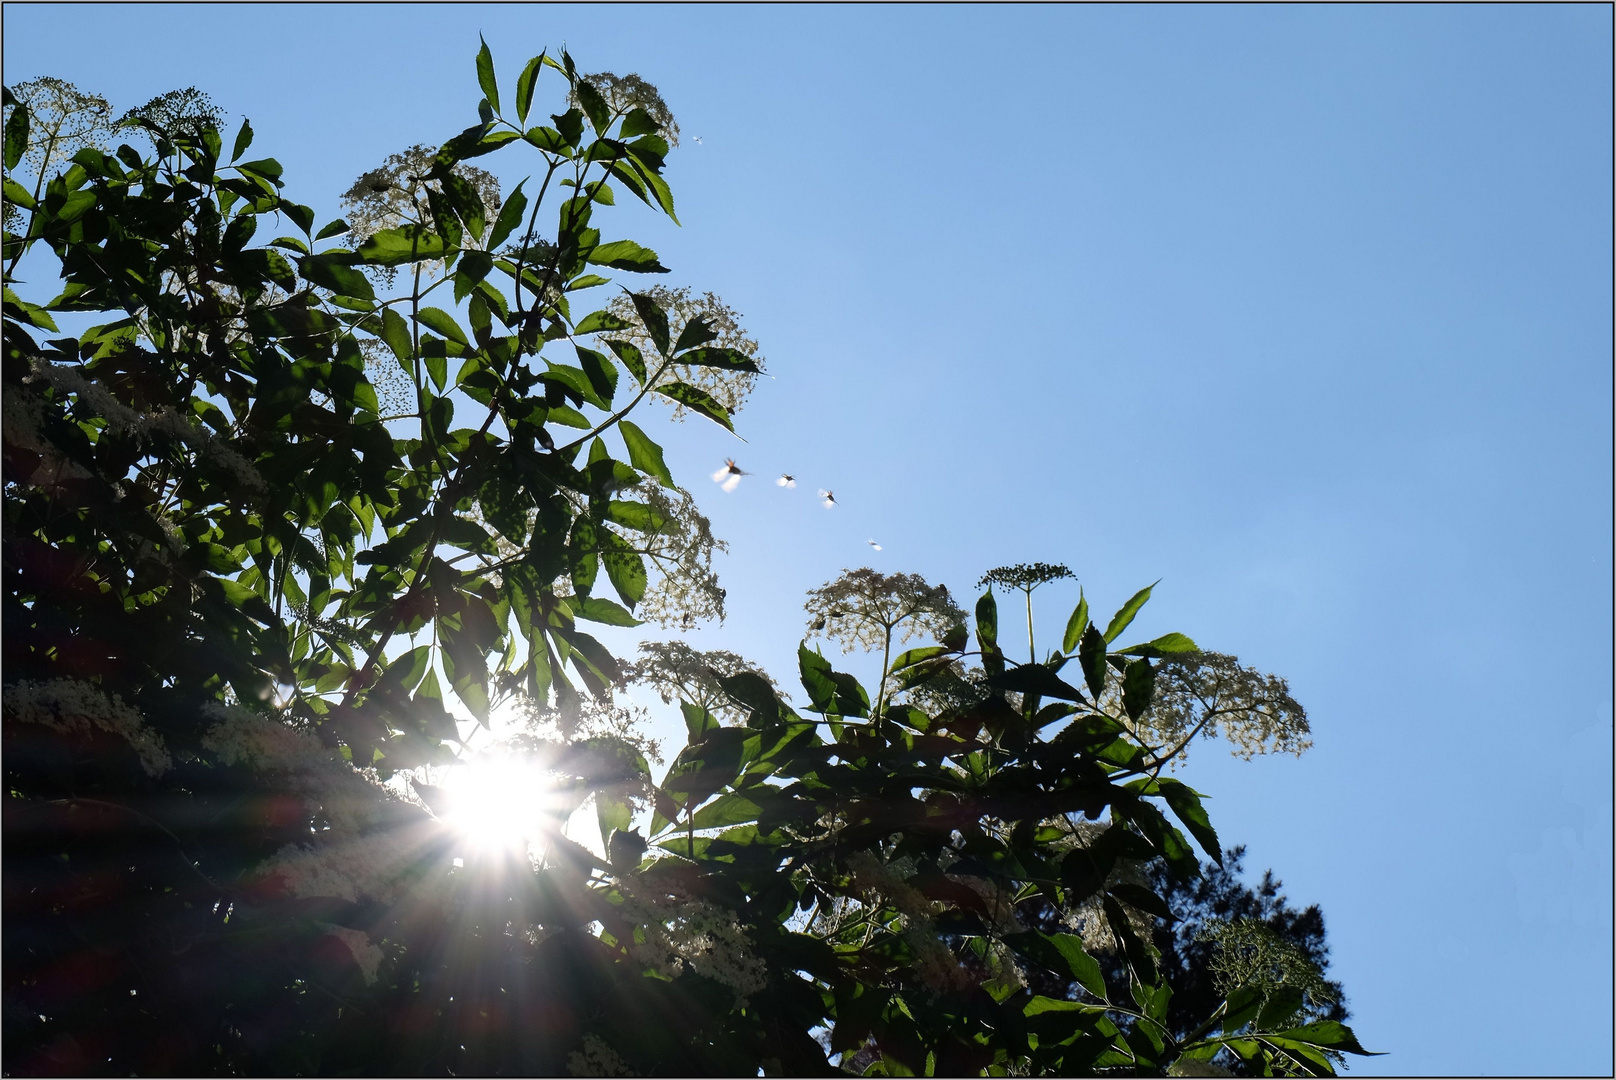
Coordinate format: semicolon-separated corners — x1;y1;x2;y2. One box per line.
439;755;555;855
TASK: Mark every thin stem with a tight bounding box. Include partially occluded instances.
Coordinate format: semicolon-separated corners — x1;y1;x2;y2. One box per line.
1025;587;1036;665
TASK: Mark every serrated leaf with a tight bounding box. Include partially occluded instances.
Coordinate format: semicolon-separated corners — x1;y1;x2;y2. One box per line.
1079;623;1107;698
654;382;732;431
515;54;544;125
572;596;642;627
673;346;759;372
616;420;672;487
628;291;670;355
1063;589;1090;654
5;100;30;171
605;337;647;384
230;117;253;162
476;35;500;114
417;306;468;347
1114;632;1200;658
1007;932;1107;1000
690;793;762;830
601;530;646;607
486;177;528;252
576;309;634;335
588;239;668;273
574;78;610;134
357;225;448;266
1153;778;1222;865
1121;658;1154;720
1104;582;1158;644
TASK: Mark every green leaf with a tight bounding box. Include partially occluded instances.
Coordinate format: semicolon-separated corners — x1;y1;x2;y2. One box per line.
587;239;669;273
597;794;632;848
3;176;36;210
1269;1021;1376;1056
1063;589;1090;654
975;588;998;650
487;177;527;251
425;350;447;393
690;793;762;830
524;125;571;153
357;225;447;266
440;171;487;243
987;664;1087;702
417;306;468;347
798;644;838;714
237;157;284;182
230;117;253;162
572;596;642;628
1079;623;1107;698
628;291;670;355
575;345;618;405
570;517;599;599
576;309;633;335
654;382;733;431
376;307;412;363
314;218;350;241
299;254;374;301
4;100;29;171
574;78;610;134
1121;658;1155;720
1114;632;1199;658
601;530;646;608
681;702;719;741
280;201;315;236
476;35;500;114
672;314;717;353
603;500;665;533
1104;581;1158;644
1107;883;1173;922
1257;986;1306;1032
890;645;950;671
514;53;544;125
1153;778;1222;865
673;347;759;372
619;108;660;139
605;338;647;384
1007;932;1107;1000
617;420;673;487
718;671;780;727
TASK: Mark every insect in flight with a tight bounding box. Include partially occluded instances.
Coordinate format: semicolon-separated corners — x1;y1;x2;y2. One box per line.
867;539;882;551
776;474;797;488
711;459;747;492
818;489;836;509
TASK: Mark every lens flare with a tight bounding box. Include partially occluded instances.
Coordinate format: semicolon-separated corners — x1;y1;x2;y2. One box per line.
439;755;553;854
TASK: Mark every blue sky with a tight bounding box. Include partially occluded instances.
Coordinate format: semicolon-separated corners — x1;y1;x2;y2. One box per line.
5;4;1611;1073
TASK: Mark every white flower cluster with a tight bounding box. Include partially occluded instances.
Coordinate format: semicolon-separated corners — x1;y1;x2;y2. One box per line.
2;391;93;489
24;359;266;496
260;826;424;905
617;887;767;1005
1055;821;1155;954
567;1033;637;1078
4;678;171;776
200;704;425;903
949;873;1027;937
846;851;976;996
321;923;385;985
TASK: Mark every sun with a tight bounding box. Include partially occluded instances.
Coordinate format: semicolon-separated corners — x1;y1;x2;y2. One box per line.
438;754;555;855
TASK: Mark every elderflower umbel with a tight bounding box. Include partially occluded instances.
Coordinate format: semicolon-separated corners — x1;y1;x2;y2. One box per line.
4;678;171;777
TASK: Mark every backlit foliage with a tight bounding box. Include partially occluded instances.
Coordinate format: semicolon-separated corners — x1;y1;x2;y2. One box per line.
2;47;1367;1078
